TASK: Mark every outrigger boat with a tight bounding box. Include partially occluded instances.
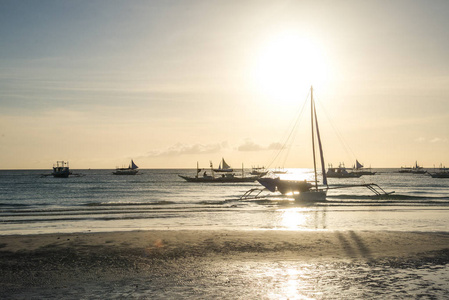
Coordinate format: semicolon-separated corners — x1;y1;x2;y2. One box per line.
51;161;72;178
179;162;259;183
241;86;393;202
399;161;426;174
256;86;328;202
326;163;362;178
427;164;449;178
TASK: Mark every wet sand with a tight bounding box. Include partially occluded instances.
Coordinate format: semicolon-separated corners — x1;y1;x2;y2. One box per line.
1;230;449;298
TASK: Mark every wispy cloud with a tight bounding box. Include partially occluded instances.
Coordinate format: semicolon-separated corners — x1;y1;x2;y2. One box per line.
430;137;448;143
146;142;228;157
415;137;448;143
237;139;283;152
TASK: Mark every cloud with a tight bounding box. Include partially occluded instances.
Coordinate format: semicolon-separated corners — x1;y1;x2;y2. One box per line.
415;137;448;143
237;139;283;152
430;137;448;143
146;142;226;157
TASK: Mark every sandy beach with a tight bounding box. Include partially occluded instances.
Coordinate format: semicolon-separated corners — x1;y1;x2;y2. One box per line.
1;230;449;298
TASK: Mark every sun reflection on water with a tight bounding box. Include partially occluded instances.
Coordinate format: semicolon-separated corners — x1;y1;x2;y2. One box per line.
279;208;309;229
277;207;327;230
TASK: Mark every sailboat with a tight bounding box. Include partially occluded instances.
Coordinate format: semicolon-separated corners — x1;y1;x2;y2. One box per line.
113;159;139;175
352;160;376;176
257;86;328;202
213;158;234;172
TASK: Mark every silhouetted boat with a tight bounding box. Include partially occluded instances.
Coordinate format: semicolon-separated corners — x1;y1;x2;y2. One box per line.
399;161;426;174
250;166;268;176
428;164;449;178
327;163;362;178
352;160;376;176
212;158;234;172
52;161;71;178
257;86;328;202
244;86;393;202
113;159;139;175
179;162;258;183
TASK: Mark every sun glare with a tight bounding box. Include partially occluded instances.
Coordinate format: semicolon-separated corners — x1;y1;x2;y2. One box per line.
253;33;329;104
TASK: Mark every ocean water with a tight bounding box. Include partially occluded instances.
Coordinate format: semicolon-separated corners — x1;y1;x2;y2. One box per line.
1;168;449;235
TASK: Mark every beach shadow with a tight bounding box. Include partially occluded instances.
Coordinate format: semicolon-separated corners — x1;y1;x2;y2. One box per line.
348;231;373;261
335;232;357;259
335;231;374;261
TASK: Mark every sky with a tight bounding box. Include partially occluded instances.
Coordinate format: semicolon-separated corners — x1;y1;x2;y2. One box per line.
1;0;448;169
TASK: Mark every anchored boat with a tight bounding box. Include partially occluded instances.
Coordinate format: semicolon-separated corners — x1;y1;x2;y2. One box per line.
52;161;72;178
244;86;393;202
113;159;139;175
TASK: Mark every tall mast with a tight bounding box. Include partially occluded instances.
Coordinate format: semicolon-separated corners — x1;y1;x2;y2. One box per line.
311;86;318;190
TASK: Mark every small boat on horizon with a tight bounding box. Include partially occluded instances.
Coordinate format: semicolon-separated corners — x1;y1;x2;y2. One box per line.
52;161;72;178
212;158;234;173
352;160;376;176
399;161;426;174
113;159;139;175
326;163;362;178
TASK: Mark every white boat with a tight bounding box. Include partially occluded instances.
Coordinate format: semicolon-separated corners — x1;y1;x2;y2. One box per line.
113;159;139;175
257;86;328;202
212;158;234;172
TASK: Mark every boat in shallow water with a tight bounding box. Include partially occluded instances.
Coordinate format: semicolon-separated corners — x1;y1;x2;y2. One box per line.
257;86;328;202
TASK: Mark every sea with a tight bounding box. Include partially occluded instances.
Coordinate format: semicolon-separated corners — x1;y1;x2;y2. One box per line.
1;168;449;298
1;168;449;235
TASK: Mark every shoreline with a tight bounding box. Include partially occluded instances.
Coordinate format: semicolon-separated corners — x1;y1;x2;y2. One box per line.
2;230;449;298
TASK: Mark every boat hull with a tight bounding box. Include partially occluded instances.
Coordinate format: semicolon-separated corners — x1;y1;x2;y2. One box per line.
113;169;138;175
294;190;327;202
257;177;311;194
429;173;449;178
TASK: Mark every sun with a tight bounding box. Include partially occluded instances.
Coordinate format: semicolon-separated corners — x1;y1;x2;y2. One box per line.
252;33;330;103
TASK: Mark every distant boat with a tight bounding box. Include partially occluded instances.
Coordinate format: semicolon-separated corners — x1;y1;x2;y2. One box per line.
326;163;362;178
179;162;258;183
250;166;268;176
212;158;234;172
352;160;376;176
428;164;449;178
399;161;426;174
272;167;288;174
113;159;139;175
52;161;72;178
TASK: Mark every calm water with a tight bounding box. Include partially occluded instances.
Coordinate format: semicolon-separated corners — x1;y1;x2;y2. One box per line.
1;168;449;235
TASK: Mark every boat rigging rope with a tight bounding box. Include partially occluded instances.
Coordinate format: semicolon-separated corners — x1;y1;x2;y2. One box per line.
266;90;310;169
